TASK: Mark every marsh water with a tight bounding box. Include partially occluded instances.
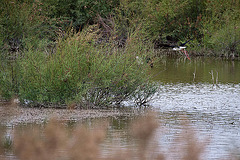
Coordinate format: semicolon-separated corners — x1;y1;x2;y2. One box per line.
104;56;240;159
1;56;240;159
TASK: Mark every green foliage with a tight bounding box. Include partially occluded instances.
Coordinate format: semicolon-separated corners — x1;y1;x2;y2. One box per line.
114;0;239;56
1;0;239;57
0;55;20;99
114;0;205;44
0;0;63;54
42;0;119;29
199;0;240;55
17;27;95;105
0;66;14;99
210;22;240;55
14;26;156;107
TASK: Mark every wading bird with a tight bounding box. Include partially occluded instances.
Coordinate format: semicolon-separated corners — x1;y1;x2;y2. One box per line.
172;39;192;60
155;38;192;60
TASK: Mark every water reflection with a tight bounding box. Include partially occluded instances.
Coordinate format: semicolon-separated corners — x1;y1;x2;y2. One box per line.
151;56;240;83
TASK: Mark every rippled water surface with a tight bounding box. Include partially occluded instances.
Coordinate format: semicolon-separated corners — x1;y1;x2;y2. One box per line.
1;56;240;159
103;57;240;159
151;83;240;159
100;83;240;160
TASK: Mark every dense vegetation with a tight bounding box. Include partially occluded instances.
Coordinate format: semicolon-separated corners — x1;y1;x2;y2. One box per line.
0;0;239;107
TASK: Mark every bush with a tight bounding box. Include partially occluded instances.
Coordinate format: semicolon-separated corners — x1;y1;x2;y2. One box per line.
13;26;156;107
0;54;20;100
0;64;14;100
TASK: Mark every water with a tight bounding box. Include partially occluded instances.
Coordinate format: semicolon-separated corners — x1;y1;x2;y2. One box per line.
1;56;240;159
151;56;239;83
149;57;240;159
102;57;240;159
151;83;240;159
100;83;240;159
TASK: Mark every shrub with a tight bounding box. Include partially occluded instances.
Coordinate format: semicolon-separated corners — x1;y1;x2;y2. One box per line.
15;26;156;107
199;0;240;56
0;55;20;100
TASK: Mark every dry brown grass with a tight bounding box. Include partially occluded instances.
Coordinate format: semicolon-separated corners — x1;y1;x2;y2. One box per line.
13;118;107;160
130;112;162;160
171;117;208;160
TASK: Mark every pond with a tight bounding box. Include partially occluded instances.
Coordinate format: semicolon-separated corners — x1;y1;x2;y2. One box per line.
148;56;240;159
1;56;240;160
103;56;240;159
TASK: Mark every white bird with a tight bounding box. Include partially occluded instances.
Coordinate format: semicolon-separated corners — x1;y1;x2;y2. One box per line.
173;46;186;51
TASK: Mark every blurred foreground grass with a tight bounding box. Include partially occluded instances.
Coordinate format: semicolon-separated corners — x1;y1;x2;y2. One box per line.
1;112;238;160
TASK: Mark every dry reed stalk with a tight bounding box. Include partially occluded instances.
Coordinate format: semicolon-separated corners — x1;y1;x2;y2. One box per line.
14;119;66;160
67;126;105;160
104;150;133;160
14;118;107;160
14;128;49;160
172;116;208;160
43;118;68;158
10;113;214;160
181;129;206;160
14;118;69;160
130;112;161;160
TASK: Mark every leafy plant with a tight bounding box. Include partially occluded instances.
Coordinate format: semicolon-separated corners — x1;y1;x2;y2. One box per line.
199;0;240;56
15;26;156;107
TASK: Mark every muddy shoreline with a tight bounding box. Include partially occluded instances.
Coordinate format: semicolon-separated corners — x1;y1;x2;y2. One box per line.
0;101;139;126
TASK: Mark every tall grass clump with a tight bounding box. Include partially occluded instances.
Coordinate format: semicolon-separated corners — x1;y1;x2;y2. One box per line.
16;26;156;107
